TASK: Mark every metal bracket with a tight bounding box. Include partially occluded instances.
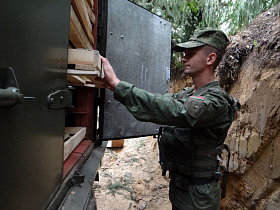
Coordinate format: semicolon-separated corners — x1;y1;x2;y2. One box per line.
47;89;72;109
165;67;170;84
70;175;85;187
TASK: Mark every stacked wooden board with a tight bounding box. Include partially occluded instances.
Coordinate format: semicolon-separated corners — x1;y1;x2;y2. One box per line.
64;1;101;163
69;0;95;49
68;0;104;88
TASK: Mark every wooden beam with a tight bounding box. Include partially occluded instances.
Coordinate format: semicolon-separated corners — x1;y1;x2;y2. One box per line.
64;127;86;161
67;69;100;77
69;6;92;49
85;0;95;25
75;64;99;71
67;75;86;85
87;0;94;8
71;0;94;46
67;69;105;88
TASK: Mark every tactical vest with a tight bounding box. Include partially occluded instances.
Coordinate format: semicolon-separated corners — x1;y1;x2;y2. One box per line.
158;126;225;179
157;86;240;180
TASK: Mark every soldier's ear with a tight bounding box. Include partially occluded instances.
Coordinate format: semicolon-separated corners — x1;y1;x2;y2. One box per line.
206;53;217;65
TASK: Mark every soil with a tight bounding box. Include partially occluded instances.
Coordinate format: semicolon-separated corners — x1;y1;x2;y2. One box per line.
93;137;171;210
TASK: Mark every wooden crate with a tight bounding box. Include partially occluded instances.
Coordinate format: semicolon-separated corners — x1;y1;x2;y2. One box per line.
67;49;105;88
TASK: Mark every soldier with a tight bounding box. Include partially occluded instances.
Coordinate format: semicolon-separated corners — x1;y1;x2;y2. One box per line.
99;28;239;210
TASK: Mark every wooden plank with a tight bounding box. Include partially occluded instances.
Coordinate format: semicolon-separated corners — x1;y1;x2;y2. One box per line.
86;0;95;25
69;6;92;49
79;75;91;82
67;73;105;88
75;64;98;71
67;75;86;84
67;69;100;77
71;0;94;45
68;83;96;88
87;0;94;8
68;49;102;73
67;70;105;87
64;127;86;161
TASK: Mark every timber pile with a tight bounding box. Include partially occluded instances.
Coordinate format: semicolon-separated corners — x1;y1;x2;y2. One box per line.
70;0;95;49
68;0;105;88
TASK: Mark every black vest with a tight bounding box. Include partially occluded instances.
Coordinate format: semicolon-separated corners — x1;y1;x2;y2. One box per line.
158;126;223;178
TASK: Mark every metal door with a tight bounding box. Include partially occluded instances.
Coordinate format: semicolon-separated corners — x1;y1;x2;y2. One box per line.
103;0;171;140
0;1;71;209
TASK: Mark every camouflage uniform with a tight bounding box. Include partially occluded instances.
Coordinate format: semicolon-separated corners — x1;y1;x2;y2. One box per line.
113;28;236;210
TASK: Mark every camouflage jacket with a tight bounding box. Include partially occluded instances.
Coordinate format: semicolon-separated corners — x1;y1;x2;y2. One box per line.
114;80;234;146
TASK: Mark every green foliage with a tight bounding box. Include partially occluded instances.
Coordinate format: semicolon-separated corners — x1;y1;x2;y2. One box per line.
131;0;279;68
107;173;136;200
222;0;280;34
132;0;279;35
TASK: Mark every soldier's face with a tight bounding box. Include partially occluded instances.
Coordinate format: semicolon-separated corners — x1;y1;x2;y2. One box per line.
181;47;208;77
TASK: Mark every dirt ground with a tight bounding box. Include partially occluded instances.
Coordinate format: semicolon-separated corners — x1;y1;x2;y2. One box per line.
93;136;171;210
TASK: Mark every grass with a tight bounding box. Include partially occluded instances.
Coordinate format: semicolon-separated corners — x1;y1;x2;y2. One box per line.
106;173;136;201
138;138;146;148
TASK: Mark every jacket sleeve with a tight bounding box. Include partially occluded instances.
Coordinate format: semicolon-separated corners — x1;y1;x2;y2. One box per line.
114;81;229;128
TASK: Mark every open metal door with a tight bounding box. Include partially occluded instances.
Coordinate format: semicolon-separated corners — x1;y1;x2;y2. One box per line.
0;1;70;209
103;0;171;140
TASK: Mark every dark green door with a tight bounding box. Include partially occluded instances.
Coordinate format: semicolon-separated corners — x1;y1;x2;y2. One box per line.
0;1;71;209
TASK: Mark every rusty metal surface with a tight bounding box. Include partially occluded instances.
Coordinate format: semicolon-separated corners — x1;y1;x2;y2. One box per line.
103;0;171;140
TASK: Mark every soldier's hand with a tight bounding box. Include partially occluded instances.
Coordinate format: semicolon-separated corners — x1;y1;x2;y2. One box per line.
97;56;120;91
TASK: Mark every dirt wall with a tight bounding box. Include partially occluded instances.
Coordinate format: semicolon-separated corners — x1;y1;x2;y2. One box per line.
218;4;280;209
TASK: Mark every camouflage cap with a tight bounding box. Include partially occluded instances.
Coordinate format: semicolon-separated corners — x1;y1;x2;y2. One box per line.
175;27;230;53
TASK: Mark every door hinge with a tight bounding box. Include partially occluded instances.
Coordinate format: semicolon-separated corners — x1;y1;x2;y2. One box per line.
166;67;170;84
47;89;72;109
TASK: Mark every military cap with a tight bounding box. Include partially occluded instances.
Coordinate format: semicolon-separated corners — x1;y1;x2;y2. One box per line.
175;27;230;53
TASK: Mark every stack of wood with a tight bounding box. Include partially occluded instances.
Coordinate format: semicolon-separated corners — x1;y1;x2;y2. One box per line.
70;0;95;49
68;0;104;88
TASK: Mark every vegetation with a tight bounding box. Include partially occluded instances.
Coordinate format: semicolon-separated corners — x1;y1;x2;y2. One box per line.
131;0;279;68
106;172;136;200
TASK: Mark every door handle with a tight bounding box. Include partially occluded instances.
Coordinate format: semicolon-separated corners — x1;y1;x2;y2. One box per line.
0;67;34;107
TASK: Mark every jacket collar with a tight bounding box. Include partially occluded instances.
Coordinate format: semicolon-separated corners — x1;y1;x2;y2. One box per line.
193;81;219;95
